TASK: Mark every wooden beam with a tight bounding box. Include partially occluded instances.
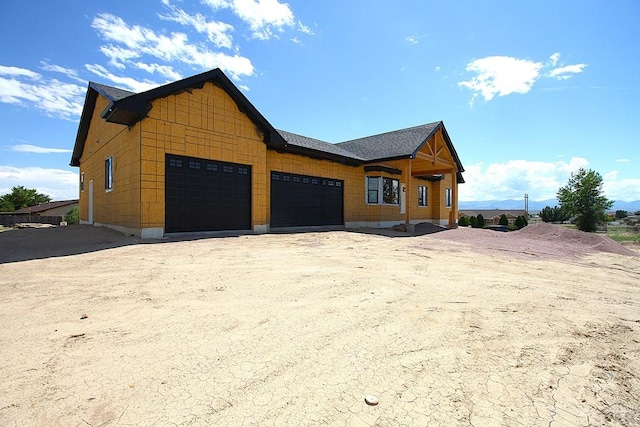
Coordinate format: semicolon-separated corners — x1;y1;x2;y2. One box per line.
412;167;456;176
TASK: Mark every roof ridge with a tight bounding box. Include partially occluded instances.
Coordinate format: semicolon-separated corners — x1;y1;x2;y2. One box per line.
337;121;442;145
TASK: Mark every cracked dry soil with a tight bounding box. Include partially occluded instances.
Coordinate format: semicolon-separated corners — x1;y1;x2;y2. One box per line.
0;224;639;426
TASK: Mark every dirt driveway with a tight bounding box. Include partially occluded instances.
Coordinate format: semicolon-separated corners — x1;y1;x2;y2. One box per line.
1;224;639;426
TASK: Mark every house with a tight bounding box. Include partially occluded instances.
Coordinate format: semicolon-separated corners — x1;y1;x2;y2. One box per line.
70;69;465;238
12;200;78;217
459;209;528;225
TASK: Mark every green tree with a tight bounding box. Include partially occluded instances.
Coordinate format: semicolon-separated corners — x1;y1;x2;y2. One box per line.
458;216;468;227
474;214;485;228
64;206;79;224
557;168;613;232
498;213;509;226
539;205;569;223
0;186;51;212
515;215;526;229
469;215;477;228
615;210;628;219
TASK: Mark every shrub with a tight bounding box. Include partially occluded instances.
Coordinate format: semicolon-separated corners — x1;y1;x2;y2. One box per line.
458;216;468;227
469;216;477;228
499;213;509;226
474;214;485;228
515;215;525;229
64;206;79;224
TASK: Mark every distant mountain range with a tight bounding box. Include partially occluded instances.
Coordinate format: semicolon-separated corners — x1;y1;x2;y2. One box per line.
459;199;640;213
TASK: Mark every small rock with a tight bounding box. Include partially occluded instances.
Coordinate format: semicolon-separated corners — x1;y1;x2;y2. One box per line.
364;395;379;406
80;314;88;320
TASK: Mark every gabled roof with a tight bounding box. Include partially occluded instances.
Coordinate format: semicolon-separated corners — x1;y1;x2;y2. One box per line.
71;69;286;166
13;200;78;214
70;69;464;183
336;121;465;183
337;122;441;161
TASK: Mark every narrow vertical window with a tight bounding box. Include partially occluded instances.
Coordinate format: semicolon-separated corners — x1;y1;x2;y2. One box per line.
367;177;379;203
80;172;85;192
445;187;452;207
105;156;113;191
418;186;427;206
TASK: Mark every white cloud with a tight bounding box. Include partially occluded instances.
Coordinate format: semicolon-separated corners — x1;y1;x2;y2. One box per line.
459;157;589;201
548;63;588;80
0;165;78;200
159;3;235;49
0;66;85;120
406;36;419;45
458;56;543;104
297;21;314;35
10;144;72;154
132;62;182;80
40;62;84;83
85;64;161;93
202;0;297;40
603;170;640;202
459;53;588;105
92;13;255;80
616;158;630;163
0;65;41;79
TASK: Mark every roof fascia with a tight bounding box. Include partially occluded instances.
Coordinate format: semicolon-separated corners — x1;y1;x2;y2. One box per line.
70;85;98;167
270;144;362;167
105;69;286;148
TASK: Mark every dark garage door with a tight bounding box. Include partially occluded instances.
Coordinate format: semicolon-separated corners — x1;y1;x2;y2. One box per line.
165;154;251;233
270;171;343;228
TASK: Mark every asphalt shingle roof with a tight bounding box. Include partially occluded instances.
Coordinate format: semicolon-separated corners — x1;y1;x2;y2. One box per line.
336;122;441;161
276;130;364;161
90;82;135;102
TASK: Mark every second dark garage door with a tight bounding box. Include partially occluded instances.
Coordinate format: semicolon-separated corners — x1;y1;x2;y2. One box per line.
165;154;251;233
270;171;344;228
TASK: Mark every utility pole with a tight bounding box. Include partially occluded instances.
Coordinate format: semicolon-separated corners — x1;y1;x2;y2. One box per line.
524;193;529;216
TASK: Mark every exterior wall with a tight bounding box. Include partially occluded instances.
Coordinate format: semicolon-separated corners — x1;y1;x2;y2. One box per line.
39;204;78;217
266;150;362;225
139;82;268;232
78;96;142;230
77;83;461;236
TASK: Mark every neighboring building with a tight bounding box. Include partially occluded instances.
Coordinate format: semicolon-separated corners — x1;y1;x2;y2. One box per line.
70;69;465;238
13;200;78;217
459;209;528;225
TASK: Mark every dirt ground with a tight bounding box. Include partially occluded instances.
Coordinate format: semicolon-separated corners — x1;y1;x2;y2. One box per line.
0;224;639;426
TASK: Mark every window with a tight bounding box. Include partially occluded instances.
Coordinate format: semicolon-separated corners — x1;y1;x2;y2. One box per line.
445;187;452;207
367;177;379;203
382;177;399;204
367;177;399;205
206;163;218;172
105;157;113;191
80;172;85;192
188;160;201;169
418;186;427;207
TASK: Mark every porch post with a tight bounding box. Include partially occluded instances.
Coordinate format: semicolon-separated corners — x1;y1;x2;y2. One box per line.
448;167;457;228
405;158;412;231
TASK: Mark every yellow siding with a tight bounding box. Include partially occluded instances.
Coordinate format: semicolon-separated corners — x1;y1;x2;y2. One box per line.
77;82;460;234
78;96;141;229
140;82;268;229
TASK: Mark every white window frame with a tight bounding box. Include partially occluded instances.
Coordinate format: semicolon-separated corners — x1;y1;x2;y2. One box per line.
418;185;428;207
445;187;452;208
105;156;113;192
365;176;400;205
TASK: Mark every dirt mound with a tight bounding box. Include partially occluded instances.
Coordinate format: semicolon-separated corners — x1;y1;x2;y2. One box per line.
431;223;637;259
514;223;637;257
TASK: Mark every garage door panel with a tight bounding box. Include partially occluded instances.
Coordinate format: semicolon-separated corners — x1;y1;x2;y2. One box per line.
270;171;343;228
165;154;251;233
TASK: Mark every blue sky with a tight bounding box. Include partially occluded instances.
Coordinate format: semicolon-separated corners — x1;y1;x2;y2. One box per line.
1;0;639;204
